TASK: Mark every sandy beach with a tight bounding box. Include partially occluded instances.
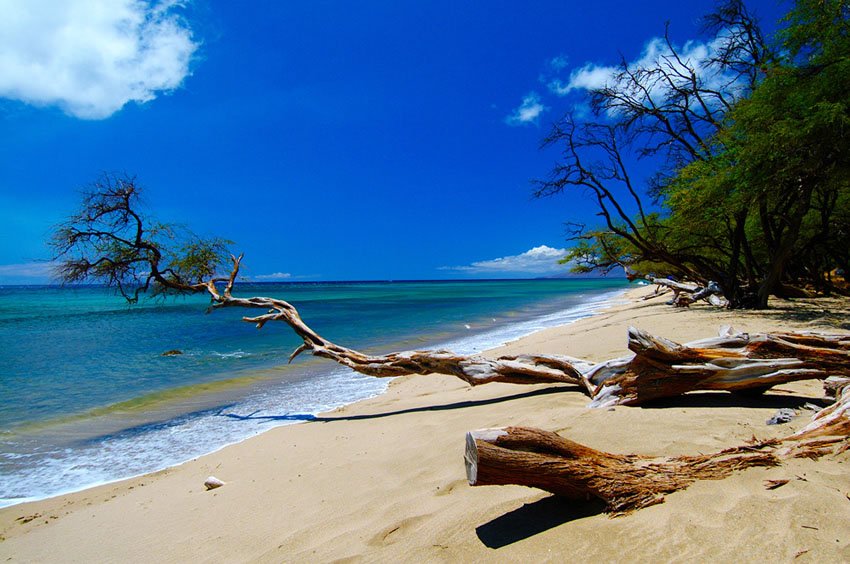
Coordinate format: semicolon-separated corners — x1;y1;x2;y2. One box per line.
1;285;848;563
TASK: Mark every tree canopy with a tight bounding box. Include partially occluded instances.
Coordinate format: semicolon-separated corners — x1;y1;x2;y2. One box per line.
543;0;850;308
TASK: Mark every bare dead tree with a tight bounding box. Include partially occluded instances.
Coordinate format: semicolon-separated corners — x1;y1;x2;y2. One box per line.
51;176;850;405
51;175;588;387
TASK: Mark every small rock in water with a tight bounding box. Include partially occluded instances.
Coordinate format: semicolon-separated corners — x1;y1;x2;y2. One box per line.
204;476;226;490
766;408;797;425
161;349;183;356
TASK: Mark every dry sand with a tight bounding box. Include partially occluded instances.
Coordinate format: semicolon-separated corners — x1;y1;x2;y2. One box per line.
2;286;849;563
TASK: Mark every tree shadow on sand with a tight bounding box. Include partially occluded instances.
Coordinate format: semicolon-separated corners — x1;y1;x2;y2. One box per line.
753;296;850;330
476;495;606;548
637;390;830;410
214;386;581;423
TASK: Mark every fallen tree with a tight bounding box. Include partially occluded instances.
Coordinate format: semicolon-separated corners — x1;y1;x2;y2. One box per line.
465;387;850;515
51;178;593;387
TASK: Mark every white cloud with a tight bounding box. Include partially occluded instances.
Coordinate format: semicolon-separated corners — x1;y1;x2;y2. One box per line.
252;272;292;281
0;261;55;284
549;63;617;95
505;92;547;126
0;0;199;119
547;34;742;106
441;245;569;275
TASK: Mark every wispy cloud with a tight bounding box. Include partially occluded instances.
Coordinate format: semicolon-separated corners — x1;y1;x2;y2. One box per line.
251;272;292;281
440;245;569;276
505;92;547;126
0;0;199;119
548;55;569;71
0;261;55;284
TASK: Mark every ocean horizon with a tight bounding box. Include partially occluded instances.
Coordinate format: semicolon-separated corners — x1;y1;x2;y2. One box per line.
0;278;628;506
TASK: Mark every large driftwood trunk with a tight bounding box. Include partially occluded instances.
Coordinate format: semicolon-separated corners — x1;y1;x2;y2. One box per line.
466;393;849;515
585;327;850;407
466;385;850;515
465;426;780;514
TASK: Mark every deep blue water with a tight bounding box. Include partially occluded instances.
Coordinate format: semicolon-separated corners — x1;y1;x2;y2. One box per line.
0;279;627;506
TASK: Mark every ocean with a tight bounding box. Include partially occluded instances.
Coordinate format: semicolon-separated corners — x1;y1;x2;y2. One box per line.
0;278;628;507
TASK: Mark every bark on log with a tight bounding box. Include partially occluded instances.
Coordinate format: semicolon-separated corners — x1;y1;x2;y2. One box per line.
464;426;780;514
585;327;850;407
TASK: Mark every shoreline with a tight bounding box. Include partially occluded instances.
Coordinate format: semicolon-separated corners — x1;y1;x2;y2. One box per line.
0;285;628;510
2;285;848;561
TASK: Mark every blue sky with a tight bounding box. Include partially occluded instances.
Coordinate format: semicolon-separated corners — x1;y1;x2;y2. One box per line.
0;0;787;283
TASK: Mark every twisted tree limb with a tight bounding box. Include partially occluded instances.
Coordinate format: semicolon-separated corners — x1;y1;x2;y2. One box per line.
465;389;850;515
198;258;586;387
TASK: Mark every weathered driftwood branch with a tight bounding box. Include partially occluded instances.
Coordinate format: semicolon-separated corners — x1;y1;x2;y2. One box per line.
204;260;845;404
194;257;585;387
465;391;850;515
66;231;847;398
645;276;728;307
54;189;843;400
203;261;846;401
464;426;780;515
585;327;850;407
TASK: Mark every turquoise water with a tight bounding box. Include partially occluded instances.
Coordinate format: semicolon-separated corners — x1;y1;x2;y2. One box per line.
0;279;627;506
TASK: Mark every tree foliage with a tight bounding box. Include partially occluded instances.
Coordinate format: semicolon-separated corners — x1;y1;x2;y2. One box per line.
51;175;234;302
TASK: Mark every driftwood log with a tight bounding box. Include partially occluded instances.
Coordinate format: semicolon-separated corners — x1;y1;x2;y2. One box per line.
464;426;781;514
645;276;728;307
465;389;850;514
51;193;844;401
584;327;850;407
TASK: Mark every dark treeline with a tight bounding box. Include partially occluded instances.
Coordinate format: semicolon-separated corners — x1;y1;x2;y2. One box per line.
539;0;850;308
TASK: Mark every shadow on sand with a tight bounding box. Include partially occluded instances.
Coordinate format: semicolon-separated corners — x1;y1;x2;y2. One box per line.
214;385;582;423
475;495;606;548
214;384;827;424
638;390;829;410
